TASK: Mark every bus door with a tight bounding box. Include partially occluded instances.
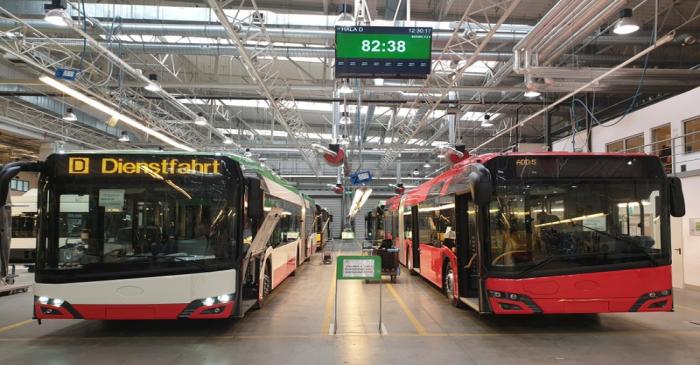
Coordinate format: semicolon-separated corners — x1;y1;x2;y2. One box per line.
456;194;480;303
411;205;420;271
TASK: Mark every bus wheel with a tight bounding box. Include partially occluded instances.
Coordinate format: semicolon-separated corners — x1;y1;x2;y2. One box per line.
443;264;458;307
263;266;272;298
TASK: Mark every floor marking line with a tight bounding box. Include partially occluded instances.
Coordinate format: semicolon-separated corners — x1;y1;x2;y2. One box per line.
321;249;341;335
386;283;428;336
0;319;33;334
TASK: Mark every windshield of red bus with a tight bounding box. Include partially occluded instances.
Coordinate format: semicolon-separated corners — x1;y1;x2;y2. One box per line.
36;155;240;280
487;179;669;274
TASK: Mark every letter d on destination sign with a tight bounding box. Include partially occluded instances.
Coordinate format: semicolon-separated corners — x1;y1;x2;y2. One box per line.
68;157;90;174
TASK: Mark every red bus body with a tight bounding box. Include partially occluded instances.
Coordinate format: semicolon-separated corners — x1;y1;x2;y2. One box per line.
386;152;676;315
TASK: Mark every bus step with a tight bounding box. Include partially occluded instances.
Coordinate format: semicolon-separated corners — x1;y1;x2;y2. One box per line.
459;297;479;312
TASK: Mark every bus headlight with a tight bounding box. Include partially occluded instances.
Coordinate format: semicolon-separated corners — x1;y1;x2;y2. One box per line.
217;294;231;303
52;298;64;306
38;296;49;305
202;297;216;306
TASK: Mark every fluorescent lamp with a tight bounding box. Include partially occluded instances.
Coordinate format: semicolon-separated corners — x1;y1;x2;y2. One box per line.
373;78;384;86
349;187;372;218
44;8;69;27
62;108;77;121
423;162;431;168
39;75;195;151
223;137;233;145
524;89;541;98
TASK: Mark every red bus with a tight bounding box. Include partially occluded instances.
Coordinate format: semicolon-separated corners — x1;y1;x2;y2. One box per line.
385;152;685;314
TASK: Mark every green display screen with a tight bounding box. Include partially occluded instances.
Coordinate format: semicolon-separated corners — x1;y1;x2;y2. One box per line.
335;26;432;78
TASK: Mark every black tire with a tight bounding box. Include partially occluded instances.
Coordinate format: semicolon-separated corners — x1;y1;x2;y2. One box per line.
443;263;459;307
262;265;272;299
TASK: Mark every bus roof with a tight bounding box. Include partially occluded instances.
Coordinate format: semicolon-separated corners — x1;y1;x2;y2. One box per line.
388;151;656;211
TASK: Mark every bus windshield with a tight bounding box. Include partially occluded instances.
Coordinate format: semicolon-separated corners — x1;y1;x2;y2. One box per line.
39;172;238;278
487;179;669;275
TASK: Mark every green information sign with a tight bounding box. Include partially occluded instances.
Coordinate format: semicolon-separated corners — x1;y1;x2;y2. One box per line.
336;255;381;281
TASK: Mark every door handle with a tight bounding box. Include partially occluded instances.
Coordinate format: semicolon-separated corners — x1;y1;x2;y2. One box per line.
674;248;682;255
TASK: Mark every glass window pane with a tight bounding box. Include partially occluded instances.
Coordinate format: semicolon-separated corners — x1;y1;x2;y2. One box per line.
606;140;624;152
624;134;644;153
684;117;700;153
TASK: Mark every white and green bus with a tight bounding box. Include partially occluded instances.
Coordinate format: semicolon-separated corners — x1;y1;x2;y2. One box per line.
0;151;318;320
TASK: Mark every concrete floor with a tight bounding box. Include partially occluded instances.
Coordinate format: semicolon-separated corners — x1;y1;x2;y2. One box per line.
1;240;700;365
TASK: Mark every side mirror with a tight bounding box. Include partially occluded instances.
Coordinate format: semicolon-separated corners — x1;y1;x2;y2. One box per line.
246;177;264;220
669;177;685;217
467;164;492;206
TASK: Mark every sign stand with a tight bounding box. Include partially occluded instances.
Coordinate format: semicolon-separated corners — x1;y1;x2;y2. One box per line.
334;255;383;335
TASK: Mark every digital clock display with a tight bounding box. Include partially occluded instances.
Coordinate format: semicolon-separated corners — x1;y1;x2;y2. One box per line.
335;26;432;79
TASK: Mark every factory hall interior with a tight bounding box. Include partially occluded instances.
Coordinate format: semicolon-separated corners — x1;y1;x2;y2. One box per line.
0;0;699;364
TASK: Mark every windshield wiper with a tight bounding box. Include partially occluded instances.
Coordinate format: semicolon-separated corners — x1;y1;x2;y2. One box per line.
120;253;213;271
516;252;602;278
157;255;213;271
571;221;658;267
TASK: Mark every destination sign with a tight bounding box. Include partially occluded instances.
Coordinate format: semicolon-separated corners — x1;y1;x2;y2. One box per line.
60;156;223;176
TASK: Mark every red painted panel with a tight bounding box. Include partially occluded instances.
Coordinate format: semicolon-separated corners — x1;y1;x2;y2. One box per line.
36;301;236;320
188;301;235;319
70;303;188;320
34;304;75;319
419;244;441;286
486;265;672;314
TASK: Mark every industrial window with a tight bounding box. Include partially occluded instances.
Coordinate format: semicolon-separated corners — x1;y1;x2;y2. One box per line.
9;179;29;192
624;134;644;153
606;139;624;152
606;134;643;153
684;117;700;153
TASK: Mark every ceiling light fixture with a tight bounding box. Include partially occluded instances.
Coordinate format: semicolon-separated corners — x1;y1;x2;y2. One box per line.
335;4;355;26
339;111;352;125
194;112;208;126
437;153;446;159
613;8;640;35
524;89;541;98
62;107;77;121
144;73;161;92
44;3;69;27
118;131;130;142
222;137;233;145
39;75;194;151
338;79;353;94
423;161;430;168
481;114;494;128
244;148;253;157
412;168;420;176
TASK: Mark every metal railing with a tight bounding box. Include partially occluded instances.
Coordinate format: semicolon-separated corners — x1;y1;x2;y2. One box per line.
613;129;700;175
